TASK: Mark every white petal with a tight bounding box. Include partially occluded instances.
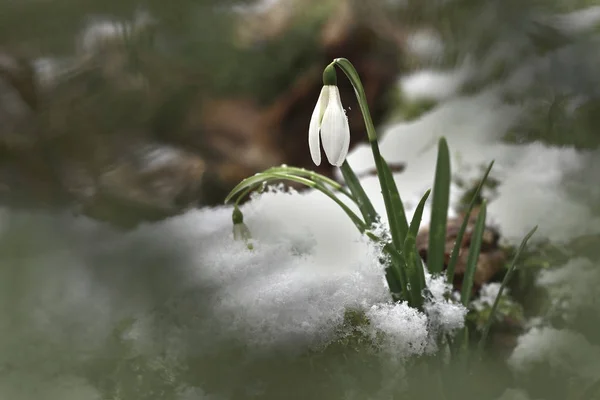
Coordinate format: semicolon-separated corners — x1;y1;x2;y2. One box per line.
308;86;329;166
320;86;350;167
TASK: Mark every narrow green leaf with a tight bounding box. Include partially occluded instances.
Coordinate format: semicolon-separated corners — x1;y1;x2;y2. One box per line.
225;166;352;204
478;225;538;353
428;137;451;274
267;165;353;199
340;161;379;226
447;161;495;284
409;189;431;238
224;173;274;204
379;157;410;246
409;189;431;289
404;234;424;309
225;172;368;233
384;243;410;302
460;201;487;306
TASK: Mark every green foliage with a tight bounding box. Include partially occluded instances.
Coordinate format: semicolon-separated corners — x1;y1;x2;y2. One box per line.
461;201;487;306
447;161;495;284
478;226;538;352
225;59;538;371
339;162;379;226
427;137;451;275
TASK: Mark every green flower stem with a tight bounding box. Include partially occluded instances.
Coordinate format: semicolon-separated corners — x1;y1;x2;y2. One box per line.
332;58;403;252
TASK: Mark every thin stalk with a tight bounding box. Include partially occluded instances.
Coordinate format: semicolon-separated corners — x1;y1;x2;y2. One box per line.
478;225;538;354
446;161;495;284
428;137;451;275
409;189;431;293
460;201;487;306
333;58;404;253
384;243;411;302
379;158;410;245
404;233;424;309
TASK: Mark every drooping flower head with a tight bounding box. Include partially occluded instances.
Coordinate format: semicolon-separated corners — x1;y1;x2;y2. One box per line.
308;64;350;167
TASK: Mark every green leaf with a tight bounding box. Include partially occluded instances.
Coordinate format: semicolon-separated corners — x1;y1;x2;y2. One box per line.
268;165;353;199
224;173;277;204
379;157;410;246
404;233;424;309
384;243;410;302
409;189;431;238
224;166;347;204
447;161;494;284
224;171;367;233
428;137;451;274
409;189;431;290
460;201;487;306
478;225;537;353
340;161;379;226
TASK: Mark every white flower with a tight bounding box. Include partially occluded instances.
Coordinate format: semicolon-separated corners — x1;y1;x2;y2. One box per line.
308;85;350;167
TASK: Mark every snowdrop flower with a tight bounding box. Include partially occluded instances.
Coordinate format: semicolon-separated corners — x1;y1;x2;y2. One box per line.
308;65;350;167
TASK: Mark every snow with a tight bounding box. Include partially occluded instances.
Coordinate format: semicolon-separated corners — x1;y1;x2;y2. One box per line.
405;30;445;63
472;282;502;312
399;59;475;102
508;326;600;381
549;6;600;35
76;11;154;55
424;275;468;331
231;0;285;14
537;257;600;319
365;302;428;359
